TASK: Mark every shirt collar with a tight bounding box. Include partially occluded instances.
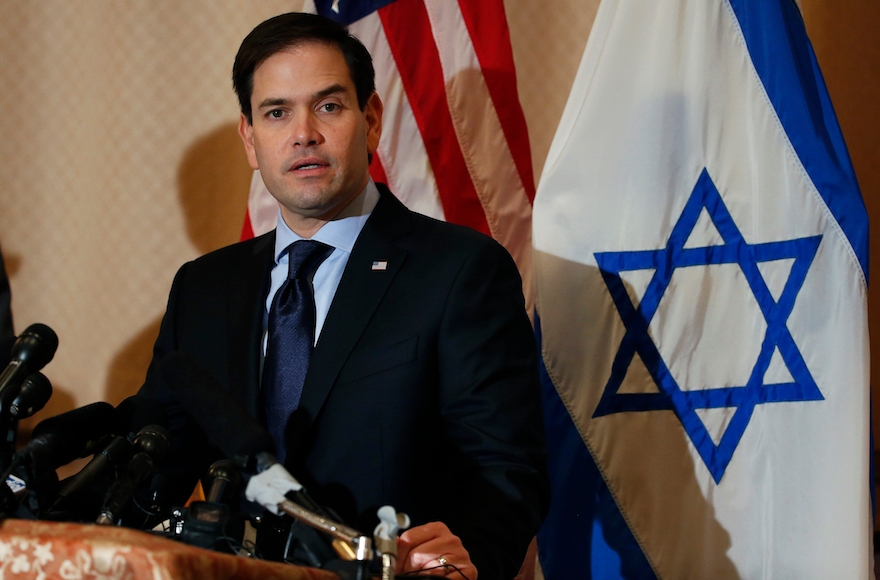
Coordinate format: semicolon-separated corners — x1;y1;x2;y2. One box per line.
273;179;380;263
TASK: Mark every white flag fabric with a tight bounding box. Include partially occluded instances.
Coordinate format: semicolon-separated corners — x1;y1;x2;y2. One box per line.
533;0;871;578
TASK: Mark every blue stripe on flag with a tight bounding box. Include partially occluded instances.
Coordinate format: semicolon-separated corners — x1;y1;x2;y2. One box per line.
314;0;398;25
536;315;656;580
728;0;869;280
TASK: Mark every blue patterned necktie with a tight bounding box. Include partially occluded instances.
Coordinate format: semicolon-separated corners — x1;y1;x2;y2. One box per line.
263;239;334;463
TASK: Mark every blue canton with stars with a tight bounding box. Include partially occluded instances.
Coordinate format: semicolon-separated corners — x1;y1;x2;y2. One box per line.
594;169;823;483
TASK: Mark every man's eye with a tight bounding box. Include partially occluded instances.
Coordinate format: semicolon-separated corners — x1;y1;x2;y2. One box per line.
268;109;284;119
320;103;339;113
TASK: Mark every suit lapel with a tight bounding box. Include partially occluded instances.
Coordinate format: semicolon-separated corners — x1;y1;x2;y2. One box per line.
227;231;274;417
297;187;412;428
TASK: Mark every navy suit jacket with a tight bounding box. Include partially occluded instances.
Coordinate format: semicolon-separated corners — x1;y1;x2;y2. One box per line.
141;185;549;579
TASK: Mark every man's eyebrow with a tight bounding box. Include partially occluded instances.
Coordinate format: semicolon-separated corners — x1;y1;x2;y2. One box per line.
314;83;348;100
256;84;349;110
257;97;289;110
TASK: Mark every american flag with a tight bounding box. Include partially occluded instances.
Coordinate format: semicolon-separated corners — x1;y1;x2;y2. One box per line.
240;0;537;312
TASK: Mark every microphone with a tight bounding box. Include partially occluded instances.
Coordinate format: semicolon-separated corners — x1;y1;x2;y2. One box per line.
169;459;246;553
0;324;59;412
49;436;129;512
51;395;170;512
1;373;52;457
2;401;115;518
8;401;115;473
205;459;243;505
9;372;52;419
96;424;170;525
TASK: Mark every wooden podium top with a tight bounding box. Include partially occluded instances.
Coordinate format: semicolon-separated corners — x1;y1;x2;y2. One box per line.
0;519;340;580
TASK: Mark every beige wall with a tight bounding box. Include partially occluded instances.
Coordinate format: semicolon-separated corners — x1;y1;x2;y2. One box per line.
0;2;304;425
0;1;877;460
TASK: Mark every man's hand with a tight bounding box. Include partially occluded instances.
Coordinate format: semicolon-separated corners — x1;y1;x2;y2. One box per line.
396;522;478;579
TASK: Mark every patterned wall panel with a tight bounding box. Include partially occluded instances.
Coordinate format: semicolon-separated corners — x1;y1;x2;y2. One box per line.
0;1;302;424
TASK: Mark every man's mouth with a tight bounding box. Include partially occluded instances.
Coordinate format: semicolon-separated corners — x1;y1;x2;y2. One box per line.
291;158;327;171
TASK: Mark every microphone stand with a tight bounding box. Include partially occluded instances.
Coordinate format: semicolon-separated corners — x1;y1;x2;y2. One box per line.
0;416;17;467
373;506;409;580
277;498;372;580
276;499;408;580
0;414;24;519
0;394;19;471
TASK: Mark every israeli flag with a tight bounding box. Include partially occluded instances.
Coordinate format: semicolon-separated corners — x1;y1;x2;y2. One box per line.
533;0;871;578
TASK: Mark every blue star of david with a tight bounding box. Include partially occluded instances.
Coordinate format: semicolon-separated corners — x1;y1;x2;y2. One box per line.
593;168;823;483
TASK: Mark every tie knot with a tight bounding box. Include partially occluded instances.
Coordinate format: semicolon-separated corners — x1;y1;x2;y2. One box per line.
284;240;334;281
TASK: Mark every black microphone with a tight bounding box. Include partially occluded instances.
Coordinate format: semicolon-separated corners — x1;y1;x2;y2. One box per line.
0;324;58;412
96;424;170;525
9;401;115;473
1;373;52;456
170;459;247;553
205;459;244;505
51;395;170;512
9;372;52;419
52;436;129;507
1;401;115;518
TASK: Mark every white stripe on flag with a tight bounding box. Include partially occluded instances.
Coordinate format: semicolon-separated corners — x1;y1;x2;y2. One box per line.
348;13;446;222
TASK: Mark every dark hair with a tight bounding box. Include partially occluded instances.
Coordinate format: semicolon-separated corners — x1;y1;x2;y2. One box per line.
233;12;376;124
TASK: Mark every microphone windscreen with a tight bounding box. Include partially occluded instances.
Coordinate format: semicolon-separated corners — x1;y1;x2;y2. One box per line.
11;323;59;372
157;351;274;460
10;372;53;418
112;395;169;440
206;459;244;504
132;424;171;464
30;401;116;467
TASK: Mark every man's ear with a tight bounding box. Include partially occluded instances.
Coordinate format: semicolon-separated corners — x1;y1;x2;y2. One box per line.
238;113;259;170
364;92;383;155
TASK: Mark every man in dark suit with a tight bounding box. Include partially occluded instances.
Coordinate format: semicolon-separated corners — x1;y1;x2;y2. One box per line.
142;13;548;579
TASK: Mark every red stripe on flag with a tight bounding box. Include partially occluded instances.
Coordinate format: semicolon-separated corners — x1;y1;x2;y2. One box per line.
240;209;255;241
378;0;490;235
458;0;536;203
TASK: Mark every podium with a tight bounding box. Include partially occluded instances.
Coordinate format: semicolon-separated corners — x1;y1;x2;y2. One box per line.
0;519;339;579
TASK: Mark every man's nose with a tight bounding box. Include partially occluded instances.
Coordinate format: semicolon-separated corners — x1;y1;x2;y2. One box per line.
291;112;323;147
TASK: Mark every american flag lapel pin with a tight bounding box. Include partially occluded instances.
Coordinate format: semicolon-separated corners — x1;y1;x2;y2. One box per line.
371;260;388;271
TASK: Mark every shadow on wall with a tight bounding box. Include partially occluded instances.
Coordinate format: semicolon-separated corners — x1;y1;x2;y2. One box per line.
103;123;254;404
177;122;255;256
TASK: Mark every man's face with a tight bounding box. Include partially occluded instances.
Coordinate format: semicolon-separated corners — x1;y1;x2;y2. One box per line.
238;42;382;234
